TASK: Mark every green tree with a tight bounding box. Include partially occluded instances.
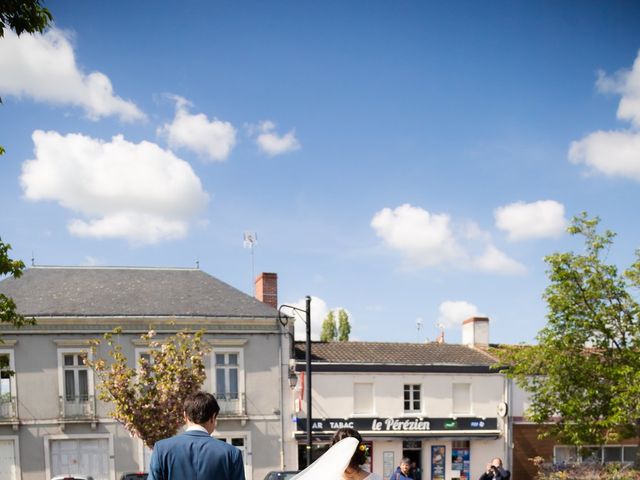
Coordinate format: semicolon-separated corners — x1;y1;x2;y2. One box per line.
337;308;351;341
497;214;640;465
88;328;211;449
0;238;34;329
0;0;52;38
320;310;337;342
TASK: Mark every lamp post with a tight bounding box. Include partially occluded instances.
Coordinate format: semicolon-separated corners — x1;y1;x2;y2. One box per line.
278;296;312;467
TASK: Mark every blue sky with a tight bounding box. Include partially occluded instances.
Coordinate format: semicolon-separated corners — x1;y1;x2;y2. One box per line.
2;1;640;344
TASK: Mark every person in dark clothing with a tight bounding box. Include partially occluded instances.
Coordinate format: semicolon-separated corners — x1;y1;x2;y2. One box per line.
478;457;510;480
389;457;412;480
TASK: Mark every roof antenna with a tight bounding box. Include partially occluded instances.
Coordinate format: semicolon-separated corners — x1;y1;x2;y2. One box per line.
31;251;35;266
243;232;257;294
416;317;423;343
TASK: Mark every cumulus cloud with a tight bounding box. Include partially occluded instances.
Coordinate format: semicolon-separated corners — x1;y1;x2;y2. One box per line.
569;50;640;181
494;200;567;241
0;28;144;122
438;300;481;329
157;95;236;162
20;130;209;244
252;120;301;156
287;296;328;341
371;203;526;275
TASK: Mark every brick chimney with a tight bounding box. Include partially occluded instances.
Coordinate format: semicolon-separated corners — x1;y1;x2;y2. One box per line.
462;316;490;348
255;272;278;309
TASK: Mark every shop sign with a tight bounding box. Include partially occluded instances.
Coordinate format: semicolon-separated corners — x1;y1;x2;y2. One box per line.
296;416;497;432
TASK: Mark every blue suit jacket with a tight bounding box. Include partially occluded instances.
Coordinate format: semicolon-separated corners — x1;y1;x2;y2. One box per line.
148;430;245;480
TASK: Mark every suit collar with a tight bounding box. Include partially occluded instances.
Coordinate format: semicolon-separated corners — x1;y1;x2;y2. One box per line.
183;430;212;437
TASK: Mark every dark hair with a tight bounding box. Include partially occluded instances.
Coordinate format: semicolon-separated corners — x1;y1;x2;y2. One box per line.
331;427;366;469
183;391;220;424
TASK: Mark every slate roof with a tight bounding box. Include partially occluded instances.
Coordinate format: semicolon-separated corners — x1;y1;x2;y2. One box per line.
0;266;277;318
295;341;497;367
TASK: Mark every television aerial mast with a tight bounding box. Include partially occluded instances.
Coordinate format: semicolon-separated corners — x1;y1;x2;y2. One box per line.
243;231;258;294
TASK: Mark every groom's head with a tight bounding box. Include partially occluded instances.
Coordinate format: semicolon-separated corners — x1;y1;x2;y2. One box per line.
184;391;220;427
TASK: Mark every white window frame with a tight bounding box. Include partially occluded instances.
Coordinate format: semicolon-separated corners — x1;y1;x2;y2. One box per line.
57;348;94;402
452;382;472;415
0;348;17;409
403;384;422;414
0;435;21;480
134;347;153;372
44;433;115;480
553;445;638;465
214;430;252;480
211;347;245;402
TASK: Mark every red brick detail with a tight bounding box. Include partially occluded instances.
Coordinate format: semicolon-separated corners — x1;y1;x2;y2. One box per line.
513;424;556;480
255;272;278;309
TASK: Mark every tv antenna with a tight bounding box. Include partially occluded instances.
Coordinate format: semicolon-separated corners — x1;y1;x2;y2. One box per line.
243;231;258;294
416;317;423;343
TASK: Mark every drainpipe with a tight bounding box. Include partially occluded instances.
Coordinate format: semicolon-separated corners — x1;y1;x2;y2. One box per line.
278;323;285;469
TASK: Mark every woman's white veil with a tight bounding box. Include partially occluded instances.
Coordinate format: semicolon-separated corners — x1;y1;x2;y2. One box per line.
290;437;358;480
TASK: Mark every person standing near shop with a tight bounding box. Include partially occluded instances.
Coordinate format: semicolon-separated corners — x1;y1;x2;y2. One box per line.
389;457;412;480
478;457;510;480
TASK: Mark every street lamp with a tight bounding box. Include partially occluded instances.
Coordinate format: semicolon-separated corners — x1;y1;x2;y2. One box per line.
278;296;312;467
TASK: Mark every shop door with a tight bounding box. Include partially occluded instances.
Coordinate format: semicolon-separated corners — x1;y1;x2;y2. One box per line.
402;440;422;480
0;440;16;480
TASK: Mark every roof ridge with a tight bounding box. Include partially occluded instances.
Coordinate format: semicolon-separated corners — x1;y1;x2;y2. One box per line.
30;265;200;271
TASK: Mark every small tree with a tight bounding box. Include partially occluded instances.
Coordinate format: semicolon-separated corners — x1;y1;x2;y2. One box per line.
337;309;351;341
0;238;35;330
88;328;211;449
498;214;640;466
320;310;337;341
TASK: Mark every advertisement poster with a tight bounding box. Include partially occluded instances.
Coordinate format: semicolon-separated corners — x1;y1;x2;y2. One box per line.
431;445;445;480
451;447;470;480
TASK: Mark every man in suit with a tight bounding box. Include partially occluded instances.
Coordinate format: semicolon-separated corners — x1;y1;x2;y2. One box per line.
148;391;245;480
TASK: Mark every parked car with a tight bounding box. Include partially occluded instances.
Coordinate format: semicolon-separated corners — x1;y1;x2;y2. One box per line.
263;471;299;480
120;474;148;480
51;476;95;480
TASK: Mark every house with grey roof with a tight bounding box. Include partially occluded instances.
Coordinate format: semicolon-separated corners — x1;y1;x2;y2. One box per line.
0;266;295;480
289;317;510;480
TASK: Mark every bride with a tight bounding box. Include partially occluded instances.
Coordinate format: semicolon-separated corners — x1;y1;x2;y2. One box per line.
292;428;383;480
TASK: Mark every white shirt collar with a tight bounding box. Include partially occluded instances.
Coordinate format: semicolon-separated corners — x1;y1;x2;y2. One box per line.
186;424;209;434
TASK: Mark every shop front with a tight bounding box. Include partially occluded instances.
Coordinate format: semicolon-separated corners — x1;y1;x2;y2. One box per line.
295;416;503;480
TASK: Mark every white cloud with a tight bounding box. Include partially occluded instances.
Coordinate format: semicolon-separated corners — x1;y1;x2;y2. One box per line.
20;130;209;244
569;50;640;180
569;130;640;181
157;95;236;162
0;28;145;122
438;300;481;329
494;200;567;241
253;120;301;156
472;245;527;275
370;204;464;267
371;204;526;275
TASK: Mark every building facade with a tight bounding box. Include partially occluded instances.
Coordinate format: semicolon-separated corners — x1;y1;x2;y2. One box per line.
289;317;510;480
0;266;294;480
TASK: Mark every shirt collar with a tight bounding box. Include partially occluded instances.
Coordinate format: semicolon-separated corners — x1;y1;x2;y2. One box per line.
186;424;210;434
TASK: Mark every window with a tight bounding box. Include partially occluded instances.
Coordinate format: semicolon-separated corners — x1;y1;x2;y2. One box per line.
403;384;421;412
0;351;16;419
57;347;94;417
452;383;471;414
64;353;89;403
216;353;239;400
212;348;245;415
554;445;638;465
354;383;373;415
216;433;251;480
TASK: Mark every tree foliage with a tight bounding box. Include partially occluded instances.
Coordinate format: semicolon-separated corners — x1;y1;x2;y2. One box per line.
0;238;34;329
0;0;52;38
88;328;211;449
337;309;351;341
320;310;337;342
498;214;640;453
